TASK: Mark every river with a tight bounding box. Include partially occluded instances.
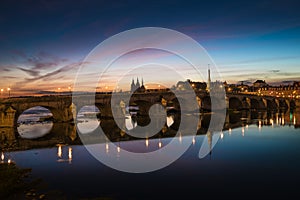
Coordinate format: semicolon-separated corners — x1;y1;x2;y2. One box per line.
1;109;300;199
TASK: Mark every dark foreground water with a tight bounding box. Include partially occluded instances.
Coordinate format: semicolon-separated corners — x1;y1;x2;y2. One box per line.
5;123;300;199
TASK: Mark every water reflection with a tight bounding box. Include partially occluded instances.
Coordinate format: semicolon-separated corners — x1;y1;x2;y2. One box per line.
1;109;300;154
0;151;13;164
145;138;149;147
192;137;196;145
18;123;53;139
68;147;72;164
57;145;62;158
2;109;300;174
158;139;162;148
105;142;109;153
56;144;73;164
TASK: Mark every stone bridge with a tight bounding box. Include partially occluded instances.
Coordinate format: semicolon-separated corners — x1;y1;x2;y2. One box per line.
227;93;298;111
0;91;299;128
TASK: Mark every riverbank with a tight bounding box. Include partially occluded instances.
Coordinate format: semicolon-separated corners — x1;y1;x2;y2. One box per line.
0;162;68;199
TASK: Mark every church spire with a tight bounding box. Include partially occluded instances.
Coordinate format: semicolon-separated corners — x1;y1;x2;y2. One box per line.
136;77;140;88
131;78;136;92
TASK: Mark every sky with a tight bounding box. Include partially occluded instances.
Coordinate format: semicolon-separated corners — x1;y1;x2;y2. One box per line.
1;0;300;96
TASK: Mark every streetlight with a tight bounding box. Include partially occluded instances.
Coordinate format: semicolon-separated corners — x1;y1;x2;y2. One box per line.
57;87;61;95
7;87;11;98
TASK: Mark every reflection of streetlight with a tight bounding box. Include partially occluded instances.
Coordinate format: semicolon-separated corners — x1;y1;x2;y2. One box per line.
158;139;162;148
117;145;120;153
179;132;182;143
57;145;62;158
58;87;61;95
106;142;109;153
145;138;149;147
68;147;72;164
0;88;3;98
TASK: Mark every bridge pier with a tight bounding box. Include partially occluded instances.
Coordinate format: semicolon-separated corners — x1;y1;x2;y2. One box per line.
0;106;16;128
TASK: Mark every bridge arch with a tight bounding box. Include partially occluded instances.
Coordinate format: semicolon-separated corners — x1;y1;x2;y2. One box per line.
274;99;280;108
170;97;181;112
17;106;53;139
261;98;267;109
76;105;100;134
229;97;242;110
278;99;289;110
14;104;70;124
290;100;296;110
250;98;266;110
132;100;153;116
202;96;211;111
285;99;290;110
196;96;202;108
242;97;251;109
93;103;109;118
266;99;278;111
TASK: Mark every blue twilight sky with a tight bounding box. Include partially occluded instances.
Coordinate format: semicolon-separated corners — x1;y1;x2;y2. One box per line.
0;0;300;95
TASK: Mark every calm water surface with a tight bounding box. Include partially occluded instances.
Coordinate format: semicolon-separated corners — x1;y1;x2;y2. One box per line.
4;121;300;199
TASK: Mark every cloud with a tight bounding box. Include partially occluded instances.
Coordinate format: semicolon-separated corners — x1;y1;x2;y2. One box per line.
25;62;81;82
14;61;87;89
0;67;12;72
270;70;280;73
18;67;40;77
11;50;68;70
27;51;68;70
1;76;17;79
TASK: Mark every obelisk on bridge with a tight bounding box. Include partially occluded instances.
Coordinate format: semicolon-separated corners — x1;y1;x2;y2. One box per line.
207;64;211;93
